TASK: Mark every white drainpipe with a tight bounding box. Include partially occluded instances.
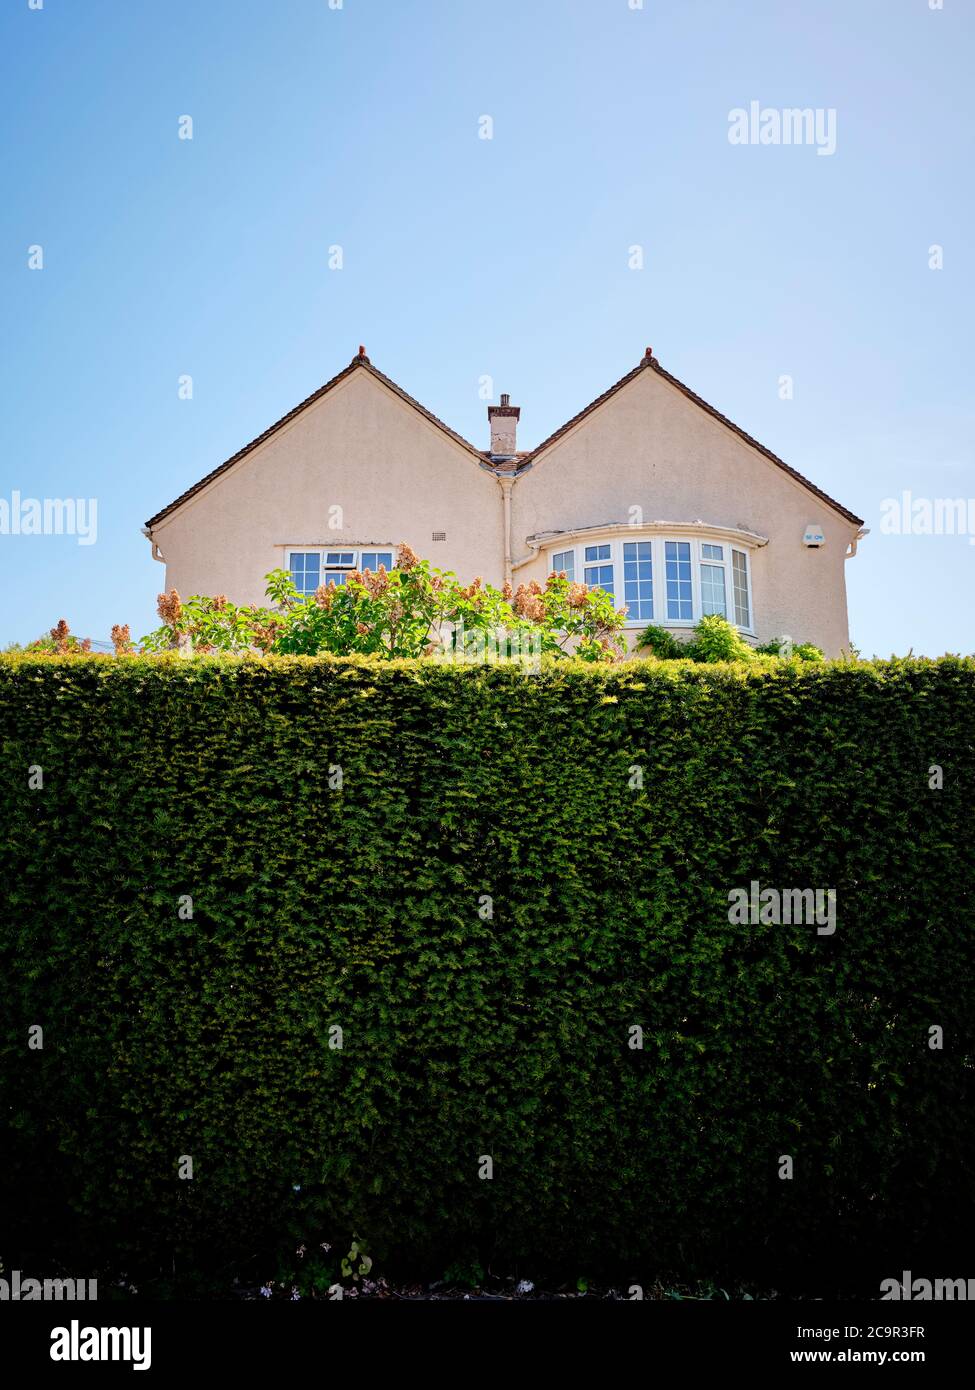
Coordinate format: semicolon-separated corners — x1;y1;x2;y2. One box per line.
846;526;870;559
497;474;515;586
142;526;165;564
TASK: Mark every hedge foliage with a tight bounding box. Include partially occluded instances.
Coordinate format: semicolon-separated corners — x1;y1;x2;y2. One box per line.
1;653;973;1291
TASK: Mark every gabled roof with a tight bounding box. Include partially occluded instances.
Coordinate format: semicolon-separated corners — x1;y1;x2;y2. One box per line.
515;349;863;527
146;346;863;531
145;349;484;529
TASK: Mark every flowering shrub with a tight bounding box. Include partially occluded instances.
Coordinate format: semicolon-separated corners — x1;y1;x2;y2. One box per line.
26;619;93;656
18;619;133;657
141;544;626;661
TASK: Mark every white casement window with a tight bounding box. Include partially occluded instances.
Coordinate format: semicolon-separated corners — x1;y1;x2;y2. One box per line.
731;548;750;628
699;542;729;618
546;534;753;631
551;548;575;581
289;551;323;598
583;543;614;598
623;540;654;620
286;548;395;596
664;540;693;620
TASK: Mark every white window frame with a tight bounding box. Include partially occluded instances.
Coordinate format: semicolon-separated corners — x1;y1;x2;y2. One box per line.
545;534;755;634
582;542;614;598
731;546;751;629
551;548;576;581
696;542;732;622
284;547;396;596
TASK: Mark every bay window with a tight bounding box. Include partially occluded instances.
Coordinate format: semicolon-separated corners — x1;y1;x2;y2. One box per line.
547;533;753;631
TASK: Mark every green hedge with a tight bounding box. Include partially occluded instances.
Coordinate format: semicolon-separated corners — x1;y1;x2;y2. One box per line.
1;653;973;1291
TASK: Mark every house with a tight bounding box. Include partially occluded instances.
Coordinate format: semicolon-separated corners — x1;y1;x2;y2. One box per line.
144;347;866;656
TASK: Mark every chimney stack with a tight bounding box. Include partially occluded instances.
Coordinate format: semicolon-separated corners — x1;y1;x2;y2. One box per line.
487;392;520;457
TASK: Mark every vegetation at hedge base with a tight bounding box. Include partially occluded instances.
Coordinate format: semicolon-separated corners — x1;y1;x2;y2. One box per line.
0;652;973;1296
636;614;825;663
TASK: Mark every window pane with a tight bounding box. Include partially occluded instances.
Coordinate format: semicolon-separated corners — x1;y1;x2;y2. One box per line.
732;549;750;627
552;549;575;580
361;551;393;572
700;563;727;617
623;540;653;620
584;563;614;598
289;552;320;596
322;570;349;587
665;541;693;620
325;551;355;566
702;543;724;561
584;543;610;563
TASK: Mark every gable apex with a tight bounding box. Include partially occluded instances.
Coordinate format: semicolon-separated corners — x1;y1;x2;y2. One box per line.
520;352;863;528
145;351;484;530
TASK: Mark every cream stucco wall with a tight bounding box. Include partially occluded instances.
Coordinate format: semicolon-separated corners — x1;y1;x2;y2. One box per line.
151;370;505;604
510;370;859;656
148;361;860;657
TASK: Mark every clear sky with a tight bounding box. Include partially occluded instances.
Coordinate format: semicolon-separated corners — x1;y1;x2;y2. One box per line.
1;0;972;655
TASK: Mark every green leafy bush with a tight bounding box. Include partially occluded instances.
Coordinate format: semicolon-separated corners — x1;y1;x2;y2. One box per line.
639;615;825;664
0;653;972;1292
634;623;684;660
754;635;826;662
685;613;757;663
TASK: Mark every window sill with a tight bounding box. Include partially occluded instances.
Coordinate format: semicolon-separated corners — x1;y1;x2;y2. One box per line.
622;620;756;639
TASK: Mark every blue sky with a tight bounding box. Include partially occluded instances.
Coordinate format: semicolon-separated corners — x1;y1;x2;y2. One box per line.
1;0;972;655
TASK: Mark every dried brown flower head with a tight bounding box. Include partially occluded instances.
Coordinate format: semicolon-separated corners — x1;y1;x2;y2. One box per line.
251;617;282;653
157;590;183;626
512;585;545;621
